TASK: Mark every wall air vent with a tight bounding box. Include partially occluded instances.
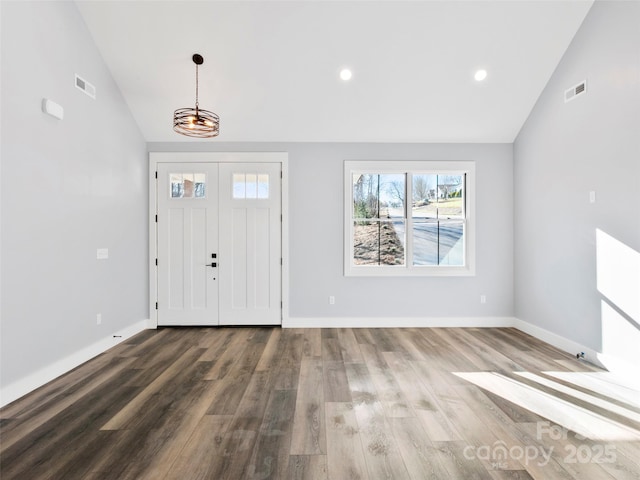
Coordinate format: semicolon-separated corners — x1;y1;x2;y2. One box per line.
564;80;586;103
75;74;96;99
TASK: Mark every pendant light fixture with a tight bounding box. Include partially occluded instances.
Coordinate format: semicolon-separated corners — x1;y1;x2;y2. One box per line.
173;53;220;138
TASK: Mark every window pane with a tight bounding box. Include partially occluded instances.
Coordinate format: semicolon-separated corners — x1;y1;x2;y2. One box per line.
437;174;464;219
353;220;405;266
412;220;464;266
257;174;269;199
353;174;380;218
412;174;438;218
233;173;246;199
353;173;405;218
412;174;464;219
379;174;405;218
246;174;257;199
438;221;464;265
412;221;439;265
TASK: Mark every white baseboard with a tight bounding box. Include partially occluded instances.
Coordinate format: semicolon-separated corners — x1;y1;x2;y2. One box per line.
286;316;637;377
3;316;634;408
513;317;638;377
284;316;516;329
0;319;150;408
513;317;603;365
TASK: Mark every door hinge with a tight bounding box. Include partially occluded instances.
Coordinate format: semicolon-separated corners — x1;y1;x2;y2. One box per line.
280;258;283;265
155;214;158;223
155;302;158;310
155;258;158;266
155;171;158;179
280;171;283;179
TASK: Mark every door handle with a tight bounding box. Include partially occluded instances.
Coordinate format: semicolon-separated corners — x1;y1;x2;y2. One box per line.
207;262;217;268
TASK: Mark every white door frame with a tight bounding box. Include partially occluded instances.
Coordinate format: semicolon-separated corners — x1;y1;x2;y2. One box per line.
149;151;289;328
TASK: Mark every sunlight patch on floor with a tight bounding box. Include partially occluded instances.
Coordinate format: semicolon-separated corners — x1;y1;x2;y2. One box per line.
514;371;640;424
545;371;640;408
453;371;640;442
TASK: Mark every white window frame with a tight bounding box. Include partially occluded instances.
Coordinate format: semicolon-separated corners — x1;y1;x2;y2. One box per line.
344;160;475;277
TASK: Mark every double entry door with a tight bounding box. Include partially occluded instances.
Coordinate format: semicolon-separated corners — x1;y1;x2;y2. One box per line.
156;161;281;326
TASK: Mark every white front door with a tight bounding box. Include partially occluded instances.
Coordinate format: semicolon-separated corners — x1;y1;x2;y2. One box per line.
219;162;282;325
156;161;281;326
157;163;219;326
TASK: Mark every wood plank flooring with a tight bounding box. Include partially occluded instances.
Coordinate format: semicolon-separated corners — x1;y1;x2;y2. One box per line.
1;327;639;479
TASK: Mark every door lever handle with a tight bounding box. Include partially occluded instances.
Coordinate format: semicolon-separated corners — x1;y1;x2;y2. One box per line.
207;262;217;268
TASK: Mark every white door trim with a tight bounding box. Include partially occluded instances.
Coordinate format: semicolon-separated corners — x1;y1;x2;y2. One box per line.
149;152;289;328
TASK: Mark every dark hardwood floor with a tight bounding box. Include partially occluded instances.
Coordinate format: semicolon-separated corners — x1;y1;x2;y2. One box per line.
1;327;639;479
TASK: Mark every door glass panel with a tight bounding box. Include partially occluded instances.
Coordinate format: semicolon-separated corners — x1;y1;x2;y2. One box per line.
194;173;206;198
170;173;206;198
182;173;194;197
245;174;257;199
171;173;184;198
257;174;269;199
233;173;246;198
232;173;270;199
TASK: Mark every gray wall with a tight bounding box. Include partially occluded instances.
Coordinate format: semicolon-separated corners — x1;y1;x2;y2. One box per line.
1;2;148;389
514;1;640;361
149;142;514;321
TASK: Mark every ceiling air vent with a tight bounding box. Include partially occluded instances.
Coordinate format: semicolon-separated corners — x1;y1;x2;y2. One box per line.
75;74;96;99
564;80;586;103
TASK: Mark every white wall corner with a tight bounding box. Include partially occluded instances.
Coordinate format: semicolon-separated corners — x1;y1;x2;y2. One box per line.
283;316;516;329
0;319;150;408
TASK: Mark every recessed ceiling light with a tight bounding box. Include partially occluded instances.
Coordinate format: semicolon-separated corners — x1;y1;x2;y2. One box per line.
474;69;488;82
340;68;353;81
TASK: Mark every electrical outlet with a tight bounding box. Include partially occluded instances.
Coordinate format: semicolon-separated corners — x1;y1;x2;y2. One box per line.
96;313;102;325
329;296;335;305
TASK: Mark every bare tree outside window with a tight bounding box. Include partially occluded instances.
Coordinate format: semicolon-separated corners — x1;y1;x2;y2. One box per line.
413;175;429;203
352;173;405;266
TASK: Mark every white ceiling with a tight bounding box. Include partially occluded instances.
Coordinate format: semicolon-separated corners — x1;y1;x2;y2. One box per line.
76;0;593;143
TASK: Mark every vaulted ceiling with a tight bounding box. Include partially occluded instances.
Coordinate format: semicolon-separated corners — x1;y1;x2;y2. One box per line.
76;0;593;143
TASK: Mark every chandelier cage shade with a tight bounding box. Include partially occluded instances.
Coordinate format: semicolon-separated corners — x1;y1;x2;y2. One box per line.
173;54;220;138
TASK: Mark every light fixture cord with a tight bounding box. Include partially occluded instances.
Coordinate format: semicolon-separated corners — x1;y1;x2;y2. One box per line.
195;62;199;111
